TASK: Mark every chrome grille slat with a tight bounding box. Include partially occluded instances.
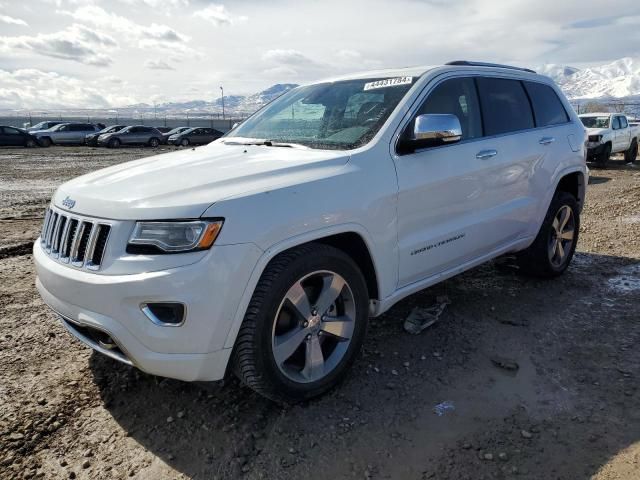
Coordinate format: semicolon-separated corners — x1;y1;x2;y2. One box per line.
40;207;111;271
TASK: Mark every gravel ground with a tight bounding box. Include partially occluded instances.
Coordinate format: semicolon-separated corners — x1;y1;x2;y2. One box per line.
1;146;639;480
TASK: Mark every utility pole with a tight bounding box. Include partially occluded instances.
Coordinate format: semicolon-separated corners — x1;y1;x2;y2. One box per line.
220;86;225;120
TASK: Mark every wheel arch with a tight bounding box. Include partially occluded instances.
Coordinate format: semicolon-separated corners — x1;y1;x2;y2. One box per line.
222;225;381;351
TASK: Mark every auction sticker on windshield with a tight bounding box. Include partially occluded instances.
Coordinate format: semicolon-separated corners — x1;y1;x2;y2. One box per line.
364;77;413;91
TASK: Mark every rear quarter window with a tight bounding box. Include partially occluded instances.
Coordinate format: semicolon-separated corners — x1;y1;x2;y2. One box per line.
476;77;534;136
524;82;569;127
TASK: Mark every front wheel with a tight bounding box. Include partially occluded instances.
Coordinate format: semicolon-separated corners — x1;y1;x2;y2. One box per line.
108;138;120;148
233;243;369;403
149;137;160;148
38;137;51;147
516;191;579;277
596;143;611;167
180;138;190;147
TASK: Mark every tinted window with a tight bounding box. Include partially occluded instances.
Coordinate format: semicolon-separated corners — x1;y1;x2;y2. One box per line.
619;116;628;128
416;77;483;140
476;77;534;136
3;127;22;135
523;82;569;127
612;117;620;130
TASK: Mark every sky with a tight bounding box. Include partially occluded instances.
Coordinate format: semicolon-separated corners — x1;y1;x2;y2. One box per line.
0;0;639;110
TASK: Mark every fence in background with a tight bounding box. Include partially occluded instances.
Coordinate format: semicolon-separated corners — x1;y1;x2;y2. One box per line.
0;115;248;132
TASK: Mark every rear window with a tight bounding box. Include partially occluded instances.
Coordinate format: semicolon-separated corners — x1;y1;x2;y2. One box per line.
476;77;534;136
524;82;569;127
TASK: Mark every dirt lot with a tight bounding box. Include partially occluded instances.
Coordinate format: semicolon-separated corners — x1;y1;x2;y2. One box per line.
1;146;639;480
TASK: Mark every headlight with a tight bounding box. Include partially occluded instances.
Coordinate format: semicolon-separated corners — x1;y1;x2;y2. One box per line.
127;220;223;254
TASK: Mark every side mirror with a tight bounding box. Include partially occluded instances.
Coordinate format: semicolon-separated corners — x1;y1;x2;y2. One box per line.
413;114;462;143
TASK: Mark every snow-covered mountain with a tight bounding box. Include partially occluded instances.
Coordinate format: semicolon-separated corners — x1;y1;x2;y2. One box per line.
135;83;299;116
538;57;640;99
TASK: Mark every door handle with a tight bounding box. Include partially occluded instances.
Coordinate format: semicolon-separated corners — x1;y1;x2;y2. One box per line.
476;149;498;160
539;137;556;145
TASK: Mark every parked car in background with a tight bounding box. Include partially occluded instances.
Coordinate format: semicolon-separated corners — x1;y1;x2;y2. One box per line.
85;125;127;146
580;113;639;166
168;127;224;146
97;125;163;148
155;127;173;133
0;126;39;147
33;123;101;147
34;61;588;403
161;126;190;144
27;121;63;132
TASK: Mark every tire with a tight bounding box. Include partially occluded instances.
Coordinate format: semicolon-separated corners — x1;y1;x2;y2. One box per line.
149;137;160;148
624;139;637;164
232;243;369;403
38;137;51;148
25;138;37;148
180;138;190;147
108;138;120;148
596;143;611;167
516;191;579;278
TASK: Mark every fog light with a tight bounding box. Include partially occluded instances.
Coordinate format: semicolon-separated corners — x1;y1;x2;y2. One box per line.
141;302;186;327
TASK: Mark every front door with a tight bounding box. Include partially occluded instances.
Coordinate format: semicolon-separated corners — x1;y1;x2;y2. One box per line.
394;75;541;287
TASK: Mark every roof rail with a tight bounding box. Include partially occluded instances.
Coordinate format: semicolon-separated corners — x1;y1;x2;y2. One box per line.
446;61;536;74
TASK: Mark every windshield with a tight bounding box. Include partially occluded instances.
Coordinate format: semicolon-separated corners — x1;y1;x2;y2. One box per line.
580;116;610;128
226;76;419;150
168;127;188;134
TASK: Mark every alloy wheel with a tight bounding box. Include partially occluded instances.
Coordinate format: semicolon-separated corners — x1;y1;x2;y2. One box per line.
548;205;575;267
271;270;356;384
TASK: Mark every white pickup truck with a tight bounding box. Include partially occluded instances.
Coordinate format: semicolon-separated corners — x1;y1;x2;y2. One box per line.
580;113;639;166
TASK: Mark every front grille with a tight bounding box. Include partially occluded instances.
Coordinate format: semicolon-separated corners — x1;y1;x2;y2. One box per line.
40;207;111;271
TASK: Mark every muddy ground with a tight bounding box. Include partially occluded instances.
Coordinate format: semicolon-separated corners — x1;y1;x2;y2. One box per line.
0;146;639;480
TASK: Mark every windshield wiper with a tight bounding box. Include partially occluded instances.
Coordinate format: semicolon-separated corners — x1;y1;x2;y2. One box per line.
222;138;308;149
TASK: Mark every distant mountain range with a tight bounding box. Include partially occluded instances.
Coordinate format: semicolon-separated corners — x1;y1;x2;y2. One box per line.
538;57;640;100
118;83;299;117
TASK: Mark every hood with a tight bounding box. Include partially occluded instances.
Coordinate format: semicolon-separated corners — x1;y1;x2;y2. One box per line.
53;142;350;220
585;128;609;136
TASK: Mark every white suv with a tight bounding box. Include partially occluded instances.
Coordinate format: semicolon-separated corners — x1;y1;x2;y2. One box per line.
34;61;587;402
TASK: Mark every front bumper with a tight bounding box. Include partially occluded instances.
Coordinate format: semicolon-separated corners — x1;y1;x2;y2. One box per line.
586;142;606;156
34;240;262;381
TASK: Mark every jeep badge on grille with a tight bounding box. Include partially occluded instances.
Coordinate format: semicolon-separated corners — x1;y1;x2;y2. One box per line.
62;196;76;209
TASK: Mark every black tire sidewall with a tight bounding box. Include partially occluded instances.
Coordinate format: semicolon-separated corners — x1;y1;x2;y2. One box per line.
251;248;369;400
181;138;189;146
109;139;120;148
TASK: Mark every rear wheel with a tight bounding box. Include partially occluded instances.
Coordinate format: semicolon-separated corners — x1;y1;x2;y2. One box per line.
25;138;37;148
38;137;51;147
624;139;637;164
108;138;121;148
233;243;369;403
596;143;611;167
149;137;160;148
516;191;579;278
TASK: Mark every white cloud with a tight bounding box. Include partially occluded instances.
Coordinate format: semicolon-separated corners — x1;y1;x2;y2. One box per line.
193;4;247;26
0;24;116;66
0;15;28;26
144;59;175;70
0;69;138;109
262;49;317;66
62;5;192;52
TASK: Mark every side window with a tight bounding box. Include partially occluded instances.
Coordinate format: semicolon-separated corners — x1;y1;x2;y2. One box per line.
4;127;21;135
415;77;483;140
619;116;628;129
130;127;140;133
523;82;569;127
476;77;534;136
612;117;620;130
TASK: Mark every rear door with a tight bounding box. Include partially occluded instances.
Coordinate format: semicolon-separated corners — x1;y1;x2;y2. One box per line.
618;116;630;150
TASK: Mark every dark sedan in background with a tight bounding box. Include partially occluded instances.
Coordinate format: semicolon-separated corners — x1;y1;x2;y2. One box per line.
97;125;164;148
168;127;223;146
161;126;190;144
85;125;127;146
0;126;39;147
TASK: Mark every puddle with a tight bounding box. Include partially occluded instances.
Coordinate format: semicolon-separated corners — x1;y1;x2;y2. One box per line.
608;263;640;293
